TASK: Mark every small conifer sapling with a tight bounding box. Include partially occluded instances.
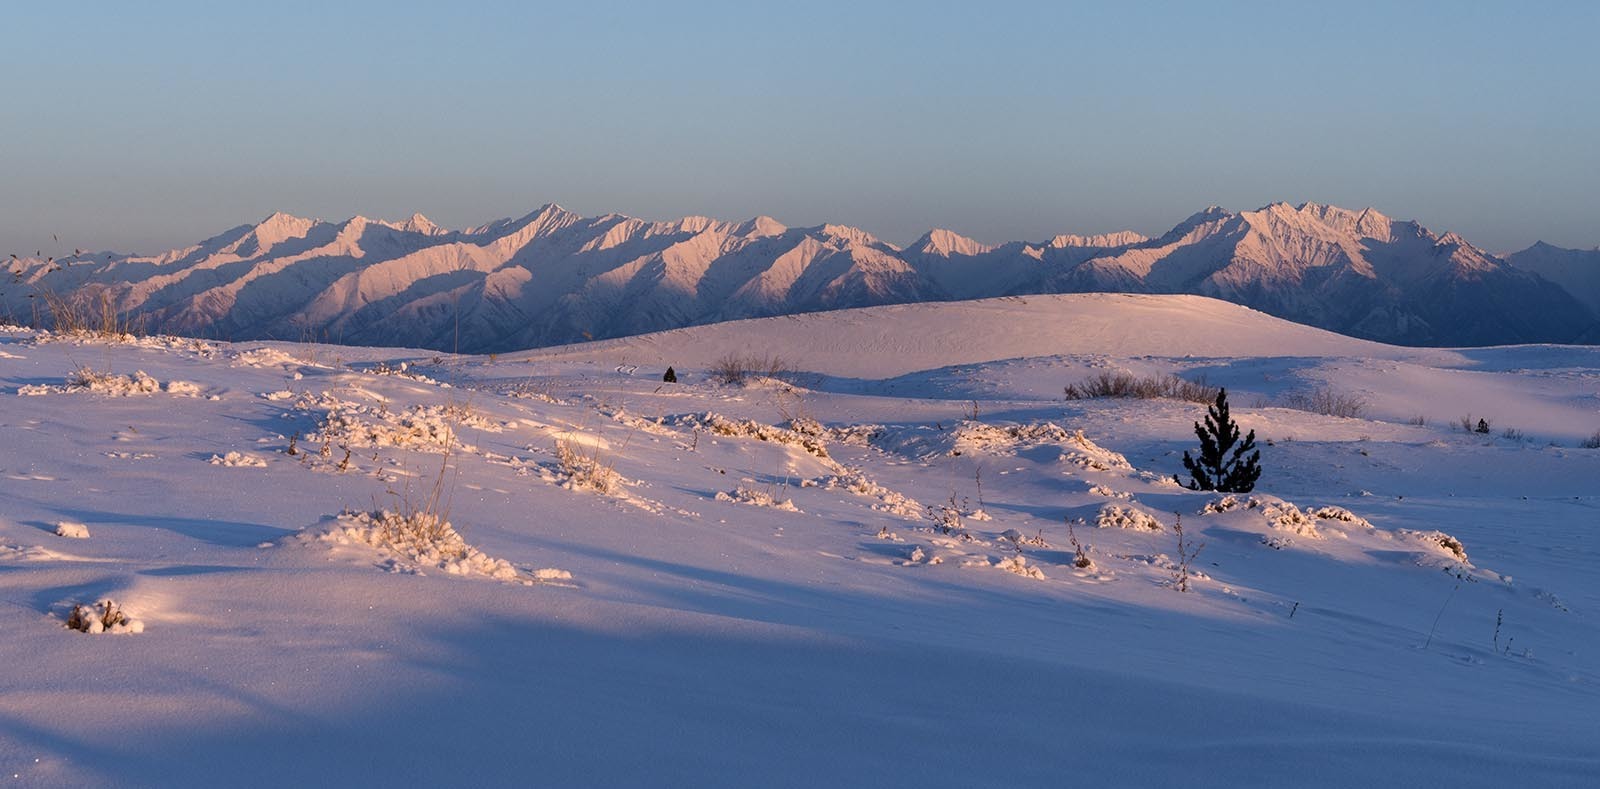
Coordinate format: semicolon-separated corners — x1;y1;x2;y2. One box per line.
1177;388;1261;493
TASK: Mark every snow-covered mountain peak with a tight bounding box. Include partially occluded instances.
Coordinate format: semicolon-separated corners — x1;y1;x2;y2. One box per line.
1047;230;1148;249
253;211;318;241
672;216;722;235
913;228;994;257
736;215;788;238
401;212;441;235
817;223;881;247
1292;202;1395;240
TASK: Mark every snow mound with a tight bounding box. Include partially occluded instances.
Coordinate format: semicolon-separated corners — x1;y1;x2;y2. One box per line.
873;420;1091;462
303;395;499;453
209;451;268;468
669;412;833;462
785;417;883;446
961;554;1047;579
1095;504;1164;531
297;511;523;582
230;347;304;368
54;521;91;539
950;421;1071;457
1061;430;1134;471
716;486;800;512
818;471;923;518
19;368;195;397
1088;484;1132;499
1395;529;1469;563
531;568;575;585
1201;496;1375;542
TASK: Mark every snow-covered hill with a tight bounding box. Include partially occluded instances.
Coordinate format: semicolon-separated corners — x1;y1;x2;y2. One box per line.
7;202;1597;352
3;296;1599;786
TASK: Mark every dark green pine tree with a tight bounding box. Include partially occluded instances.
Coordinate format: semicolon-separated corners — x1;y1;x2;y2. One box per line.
1178;388;1261;493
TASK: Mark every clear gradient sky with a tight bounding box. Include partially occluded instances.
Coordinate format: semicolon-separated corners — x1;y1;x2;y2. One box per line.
3;1;1596;256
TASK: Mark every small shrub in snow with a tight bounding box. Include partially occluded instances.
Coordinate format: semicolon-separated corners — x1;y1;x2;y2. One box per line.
555;439;621;494
1582;430;1600;449
1500;427;1524;441
1067;520;1094;569
1095;504;1164;531
54;521;90;539
927;494;971;538
1171;515;1204;593
65;600;144;634
1177;388;1261;493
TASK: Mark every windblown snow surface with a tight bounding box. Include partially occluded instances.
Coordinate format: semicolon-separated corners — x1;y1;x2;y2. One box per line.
1;293;1597;787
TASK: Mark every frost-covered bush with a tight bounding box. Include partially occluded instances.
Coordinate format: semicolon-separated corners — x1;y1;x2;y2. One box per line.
1582;430;1600;449
310;510;520;581
670;412;833;461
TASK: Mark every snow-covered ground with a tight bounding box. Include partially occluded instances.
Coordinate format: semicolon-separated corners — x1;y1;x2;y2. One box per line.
2;294;1597;787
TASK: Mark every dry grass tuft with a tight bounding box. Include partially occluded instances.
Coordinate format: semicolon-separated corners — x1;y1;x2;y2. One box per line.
1062;372;1219;404
710;353;790;385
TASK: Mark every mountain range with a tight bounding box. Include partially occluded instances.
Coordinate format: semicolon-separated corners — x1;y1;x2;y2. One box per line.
6;202;1598;351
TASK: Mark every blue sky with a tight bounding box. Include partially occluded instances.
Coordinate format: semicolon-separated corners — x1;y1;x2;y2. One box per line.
4;1;1596;255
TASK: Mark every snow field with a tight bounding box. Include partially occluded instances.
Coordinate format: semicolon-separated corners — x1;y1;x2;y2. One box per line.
2;298;1599;787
